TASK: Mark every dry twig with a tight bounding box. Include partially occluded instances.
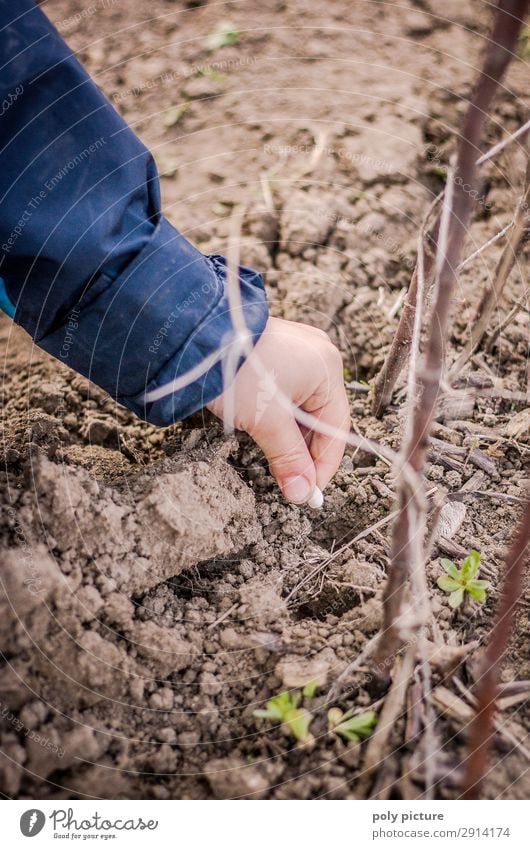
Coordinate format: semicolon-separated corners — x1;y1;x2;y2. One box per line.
461;497;530;798
449;152;530;377
372;95;530;416
359;646;416;797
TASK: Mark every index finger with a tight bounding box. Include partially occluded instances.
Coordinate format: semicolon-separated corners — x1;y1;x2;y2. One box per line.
303;378;350;491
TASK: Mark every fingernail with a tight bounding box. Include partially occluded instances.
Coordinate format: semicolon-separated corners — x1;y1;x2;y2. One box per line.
282;475;312;503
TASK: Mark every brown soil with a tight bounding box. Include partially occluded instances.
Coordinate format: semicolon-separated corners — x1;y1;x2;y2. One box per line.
1;0;529;800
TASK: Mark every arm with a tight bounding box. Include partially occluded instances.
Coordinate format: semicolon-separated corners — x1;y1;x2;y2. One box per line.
0;0;267;424
0;1;348;503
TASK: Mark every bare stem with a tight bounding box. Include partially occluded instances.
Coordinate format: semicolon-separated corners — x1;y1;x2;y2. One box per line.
375;0;530;666
371;202;440;418
372;19;530;418
461;497;530;799
449;153;530;377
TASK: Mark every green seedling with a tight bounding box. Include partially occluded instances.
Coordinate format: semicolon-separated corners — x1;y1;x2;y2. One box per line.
206;21;240;51
253;682;317;741
437;550;490;608
302;679;318;698
517;26;530;61
164;103;189;128
327;708;376;743
203;67;226;82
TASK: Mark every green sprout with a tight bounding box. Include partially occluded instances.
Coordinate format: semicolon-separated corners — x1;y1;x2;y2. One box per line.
328;708;376;743
253;682;317;741
163;103;189;128
302;679;318;699
164;103;190;127
517;26;530;61
437;550;490;609
202;67;226;82
206;21;240;51
432;166;447;181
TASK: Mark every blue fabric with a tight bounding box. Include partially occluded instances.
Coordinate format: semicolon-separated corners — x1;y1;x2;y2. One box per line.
0;0;267;424
0;277;16;317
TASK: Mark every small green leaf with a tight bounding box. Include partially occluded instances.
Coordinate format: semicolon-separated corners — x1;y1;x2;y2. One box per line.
337;707;354;721
441;559;460;580
302;680;318;699
263;692;291;718
448;588;464;608
203;67;226;82
334;726;361;742
253;708;277;719
206;21;240;51
254;689;311;733
468;579;490;591
467;580;490;603
163;103;189;128
467;585;487;603
285;708;312;741
437;575;461;592
461;550;480;580
261;702;283;719
277;692;294;709
349;710;376;736
517;26;530;60
334;710;376;743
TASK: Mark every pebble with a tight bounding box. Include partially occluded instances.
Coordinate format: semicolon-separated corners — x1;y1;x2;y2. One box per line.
156;728;177;744
204;756;269;799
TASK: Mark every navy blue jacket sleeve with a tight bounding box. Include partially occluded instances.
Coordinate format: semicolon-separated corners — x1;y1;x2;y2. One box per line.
0;0;268;425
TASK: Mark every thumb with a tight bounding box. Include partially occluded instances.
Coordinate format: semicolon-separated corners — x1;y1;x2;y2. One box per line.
250;405;316;504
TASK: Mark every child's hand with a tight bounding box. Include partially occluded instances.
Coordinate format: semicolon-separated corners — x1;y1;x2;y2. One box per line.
207;317;350;504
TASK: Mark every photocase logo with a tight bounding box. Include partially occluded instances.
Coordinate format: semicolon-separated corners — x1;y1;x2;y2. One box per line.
20;809;46;837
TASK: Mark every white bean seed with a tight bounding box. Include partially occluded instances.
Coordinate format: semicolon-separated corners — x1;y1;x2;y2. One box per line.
307;486;324;509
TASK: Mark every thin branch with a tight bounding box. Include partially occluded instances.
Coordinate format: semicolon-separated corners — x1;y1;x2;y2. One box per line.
371;194;442;418
485;286;530;350
458;220;513;270
461;496;530;799
325;633;382;706
476;115;530;164
359;646;416;796
372;99;530;417
449;152;530;377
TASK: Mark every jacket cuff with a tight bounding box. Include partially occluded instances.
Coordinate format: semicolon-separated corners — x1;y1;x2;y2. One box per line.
37;216;268;425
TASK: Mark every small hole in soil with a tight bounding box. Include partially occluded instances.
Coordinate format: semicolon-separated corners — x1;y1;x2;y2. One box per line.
290;585;363;621
167;554;243;602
